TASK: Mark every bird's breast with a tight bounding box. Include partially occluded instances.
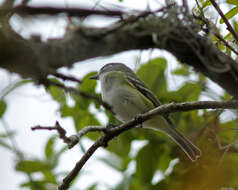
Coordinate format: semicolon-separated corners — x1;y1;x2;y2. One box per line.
101;84;153;122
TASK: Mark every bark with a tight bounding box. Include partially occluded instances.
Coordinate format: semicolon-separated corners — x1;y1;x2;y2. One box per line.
0;7;238;98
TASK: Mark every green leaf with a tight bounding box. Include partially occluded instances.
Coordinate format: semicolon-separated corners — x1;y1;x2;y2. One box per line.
112;174;131;190
0;131;15;138
134;137;173;186
173;66;190;76
20;180;47;190
87;183;97;190
58;72;101;133
69;72;98;113
16;160;49;173
50;146;67;168
0;100;7;118
137;58;167;98
226;45;232;56
129;177;145;190
106;132;133;162
60;104;74;117
97;153;124;172
234;20;238;32
222;92;231;100
45;136;56;159
224;32;232;39
74;110;100;132
42;170;57;184
158;152;172;172
136;143;160;183
227;0;238;5
79;72;97;93
201;0;211;8
219;119;238;142
48;79;66;104
220;6;238;24
176;82;201;101
74;72;98;109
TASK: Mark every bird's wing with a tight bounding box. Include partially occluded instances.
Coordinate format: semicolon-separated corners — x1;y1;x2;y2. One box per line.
127;73;178;130
126;74;161;107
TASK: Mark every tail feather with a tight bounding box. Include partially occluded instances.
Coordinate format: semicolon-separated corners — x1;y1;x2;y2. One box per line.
165;118;201;161
144;116;201;161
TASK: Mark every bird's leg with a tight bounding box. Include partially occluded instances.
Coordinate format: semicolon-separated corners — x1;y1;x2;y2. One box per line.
106;123;120;129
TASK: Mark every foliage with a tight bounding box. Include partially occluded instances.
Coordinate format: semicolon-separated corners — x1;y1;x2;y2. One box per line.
3;57;238;190
1;0;238;190
14;135;66;190
194;0;238;57
0;100;7;118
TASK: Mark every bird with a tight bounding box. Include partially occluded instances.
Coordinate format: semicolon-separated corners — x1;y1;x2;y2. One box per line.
90;63;201;161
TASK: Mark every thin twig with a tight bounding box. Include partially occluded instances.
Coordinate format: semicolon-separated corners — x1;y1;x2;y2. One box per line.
215;32;238;55
93;4;175;38
31;122;108;148
216;128;238;167
182;0;189;15
31;121;72;145
58;137;104;190
196;21;238;56
8;5;124;17
47;80;113;113
51;73;82;83
66;126;108;148
57;100;238;190
210;0;238;42
193;0;238;56
2;118;23;158
77;125;108;138
31;126;58;131
10;4;175;19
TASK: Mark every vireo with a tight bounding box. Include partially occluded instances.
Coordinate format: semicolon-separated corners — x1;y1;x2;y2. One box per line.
90;63;201;161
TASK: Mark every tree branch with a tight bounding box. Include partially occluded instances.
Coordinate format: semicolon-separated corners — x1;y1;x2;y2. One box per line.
5;5;124;17
55;100;238;190
32;123;108;149
193;1;238;56
1;5;238;99
51;72;82;83
31;121;73;145
210;0;238;42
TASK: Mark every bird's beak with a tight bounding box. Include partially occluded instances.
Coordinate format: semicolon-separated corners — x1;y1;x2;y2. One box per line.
89;74;99;80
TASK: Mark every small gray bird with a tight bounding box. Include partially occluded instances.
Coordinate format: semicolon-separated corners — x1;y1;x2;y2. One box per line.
90;63;201;161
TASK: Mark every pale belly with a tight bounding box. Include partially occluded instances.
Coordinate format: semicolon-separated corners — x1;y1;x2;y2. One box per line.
102;86;168;131
102;86;153;122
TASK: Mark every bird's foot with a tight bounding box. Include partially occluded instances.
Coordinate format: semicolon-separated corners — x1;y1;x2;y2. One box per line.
106;123;119;129
134;114;144;128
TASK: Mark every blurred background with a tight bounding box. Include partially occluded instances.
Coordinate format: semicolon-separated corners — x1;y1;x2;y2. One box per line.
1;0;238;190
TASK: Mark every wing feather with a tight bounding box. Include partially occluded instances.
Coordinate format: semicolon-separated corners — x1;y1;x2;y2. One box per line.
126;75;160;107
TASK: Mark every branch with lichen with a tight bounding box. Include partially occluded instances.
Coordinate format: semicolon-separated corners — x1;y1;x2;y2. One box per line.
1;3;238;99
193;0;238;56
210;0;238;43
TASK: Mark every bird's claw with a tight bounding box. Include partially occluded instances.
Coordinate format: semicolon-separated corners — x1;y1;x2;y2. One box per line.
134;114;144;128
106;123;119;129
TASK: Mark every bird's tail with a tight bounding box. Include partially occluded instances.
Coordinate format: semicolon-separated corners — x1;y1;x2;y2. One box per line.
165;118;201;161
145;116;201;161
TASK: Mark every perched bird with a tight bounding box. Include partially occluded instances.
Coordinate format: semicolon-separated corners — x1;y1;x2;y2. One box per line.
90;63;201;161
